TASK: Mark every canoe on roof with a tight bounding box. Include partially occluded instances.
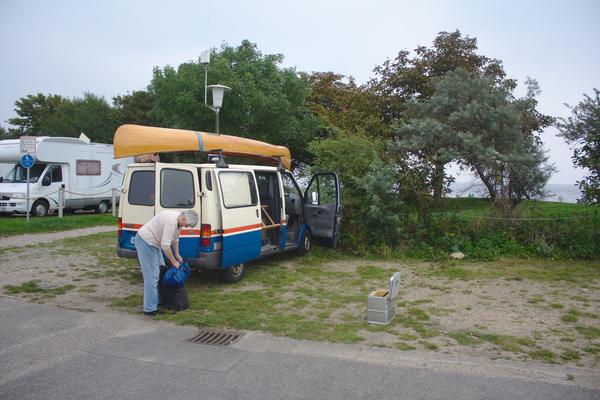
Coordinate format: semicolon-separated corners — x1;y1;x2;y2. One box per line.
113;124;292;170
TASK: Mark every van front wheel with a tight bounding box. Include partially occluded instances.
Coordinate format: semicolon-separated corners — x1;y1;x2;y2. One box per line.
297;231;311;256
31;200;49;217
220;264;245;283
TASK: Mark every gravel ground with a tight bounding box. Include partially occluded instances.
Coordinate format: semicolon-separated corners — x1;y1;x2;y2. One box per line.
0;226;116;248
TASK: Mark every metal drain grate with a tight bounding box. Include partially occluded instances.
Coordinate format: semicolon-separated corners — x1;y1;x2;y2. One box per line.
187;329;243;346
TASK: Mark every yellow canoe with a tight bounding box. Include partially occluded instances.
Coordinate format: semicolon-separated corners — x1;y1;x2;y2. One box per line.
113;124;292;170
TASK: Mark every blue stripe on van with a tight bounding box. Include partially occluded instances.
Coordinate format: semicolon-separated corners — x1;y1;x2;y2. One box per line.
119;228;264;269
222;229;262;268
120;230;201;259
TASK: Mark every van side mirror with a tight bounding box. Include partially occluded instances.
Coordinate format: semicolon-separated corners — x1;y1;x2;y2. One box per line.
42;175;51;186
310;191;319;205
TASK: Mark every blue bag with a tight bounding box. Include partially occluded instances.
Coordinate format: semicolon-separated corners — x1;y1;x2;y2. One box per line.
162;262;191;287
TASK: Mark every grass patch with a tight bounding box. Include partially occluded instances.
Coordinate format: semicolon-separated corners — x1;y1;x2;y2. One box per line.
408;307;430;320
448;331;535;352
4;280;75;297
528;295;545;304
560;350;581;362
529;349;556;362
575;325;600;339
111;294;142;308
421;341;438;351
561;310;579;323
448;331;481;346
395;342;416;350
0;213;116;237
425;259;600;284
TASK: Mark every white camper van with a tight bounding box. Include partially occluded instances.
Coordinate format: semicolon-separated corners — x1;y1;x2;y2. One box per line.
0;135;133;216
115;125;342;283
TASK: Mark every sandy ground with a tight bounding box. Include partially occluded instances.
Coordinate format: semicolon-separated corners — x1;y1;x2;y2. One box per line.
1;230;599;369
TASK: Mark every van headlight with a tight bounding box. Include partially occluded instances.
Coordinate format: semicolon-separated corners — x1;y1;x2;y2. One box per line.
11;193;24;199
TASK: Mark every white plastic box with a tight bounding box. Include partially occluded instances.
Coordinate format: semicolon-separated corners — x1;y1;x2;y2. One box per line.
367;272;401;324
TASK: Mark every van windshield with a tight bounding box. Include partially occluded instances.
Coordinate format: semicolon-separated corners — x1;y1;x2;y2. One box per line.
4;163;47;183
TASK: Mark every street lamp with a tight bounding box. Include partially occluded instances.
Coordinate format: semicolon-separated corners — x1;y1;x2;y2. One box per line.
201;50;231;134
206;84;231;134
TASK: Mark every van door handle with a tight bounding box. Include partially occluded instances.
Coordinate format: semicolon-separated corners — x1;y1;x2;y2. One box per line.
256;209;259;217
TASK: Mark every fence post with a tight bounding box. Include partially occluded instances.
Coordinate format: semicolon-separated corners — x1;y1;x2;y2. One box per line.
111;188;116;217
58;187;64;218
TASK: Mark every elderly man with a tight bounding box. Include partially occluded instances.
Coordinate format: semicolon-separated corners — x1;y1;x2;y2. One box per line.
135;210;199;316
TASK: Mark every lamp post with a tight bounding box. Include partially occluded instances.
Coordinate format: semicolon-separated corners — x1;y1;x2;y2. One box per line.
206;84;231;134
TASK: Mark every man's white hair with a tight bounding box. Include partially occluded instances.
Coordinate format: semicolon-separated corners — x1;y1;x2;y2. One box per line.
180;210;199;227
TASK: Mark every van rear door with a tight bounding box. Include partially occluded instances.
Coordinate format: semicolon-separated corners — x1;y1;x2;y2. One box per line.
304;172;341;248
155;163;201;259
216;169;262;268
118;165;156;252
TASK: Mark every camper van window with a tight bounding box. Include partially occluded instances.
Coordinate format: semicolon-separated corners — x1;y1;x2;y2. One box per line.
5;163;46;183
76;160;101;176
45;165;62;183
218;171;258;208
128;170;155;206
160;169;195;208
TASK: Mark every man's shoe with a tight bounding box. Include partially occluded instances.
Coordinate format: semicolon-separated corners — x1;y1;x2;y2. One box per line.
143;309;163;316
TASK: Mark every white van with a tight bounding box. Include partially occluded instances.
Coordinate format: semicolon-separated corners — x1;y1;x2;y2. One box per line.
115;125;341;282
0;135;133;216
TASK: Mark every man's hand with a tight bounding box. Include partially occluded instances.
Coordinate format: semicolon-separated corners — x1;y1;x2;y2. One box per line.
176;254;183;263
172;260;181;269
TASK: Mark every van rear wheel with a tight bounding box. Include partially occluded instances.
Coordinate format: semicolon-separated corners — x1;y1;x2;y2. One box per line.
220;264;245;283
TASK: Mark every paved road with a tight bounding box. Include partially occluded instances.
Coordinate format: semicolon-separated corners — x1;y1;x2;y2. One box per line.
0;296;598;400
0;225;116;248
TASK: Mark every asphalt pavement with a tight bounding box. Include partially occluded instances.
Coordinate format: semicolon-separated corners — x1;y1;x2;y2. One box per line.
0;295;598;400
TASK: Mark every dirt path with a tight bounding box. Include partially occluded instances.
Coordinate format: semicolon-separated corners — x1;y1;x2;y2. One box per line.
0;225;116;248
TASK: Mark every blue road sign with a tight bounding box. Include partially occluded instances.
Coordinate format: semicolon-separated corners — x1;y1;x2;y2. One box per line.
20;154;34;169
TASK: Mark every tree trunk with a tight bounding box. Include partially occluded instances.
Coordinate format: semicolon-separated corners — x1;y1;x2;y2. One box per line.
473;163;496;202
432;160;446;208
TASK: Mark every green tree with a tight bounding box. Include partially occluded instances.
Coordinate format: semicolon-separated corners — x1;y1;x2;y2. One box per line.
0;125;8;137
371;30;516;202
308;134;385;248
306;71;387;139
40;92;119;143
150;40;320;165
8;93;69;135
397;69;554;211
113;90;155;126
558;89;600;204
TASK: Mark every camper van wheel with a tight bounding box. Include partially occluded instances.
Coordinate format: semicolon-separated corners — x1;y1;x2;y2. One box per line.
96;201;109;213
31;200;49;217
220;264;245;283
297;231;312;256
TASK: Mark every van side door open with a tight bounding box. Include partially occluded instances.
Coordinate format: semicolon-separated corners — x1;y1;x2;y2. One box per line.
154;162;201;259
304;172;341;247
217;169;262;267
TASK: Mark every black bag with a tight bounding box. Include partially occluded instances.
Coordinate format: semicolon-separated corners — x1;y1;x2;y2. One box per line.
159;265;189;311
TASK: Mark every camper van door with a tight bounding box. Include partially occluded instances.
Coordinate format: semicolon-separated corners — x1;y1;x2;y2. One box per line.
304;172;341;248
154;163;201;259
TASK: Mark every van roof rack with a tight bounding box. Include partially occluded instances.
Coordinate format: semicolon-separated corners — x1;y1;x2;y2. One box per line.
113;124;292;170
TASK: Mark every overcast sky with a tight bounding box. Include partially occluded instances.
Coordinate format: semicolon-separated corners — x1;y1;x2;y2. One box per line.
1;0;598;183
